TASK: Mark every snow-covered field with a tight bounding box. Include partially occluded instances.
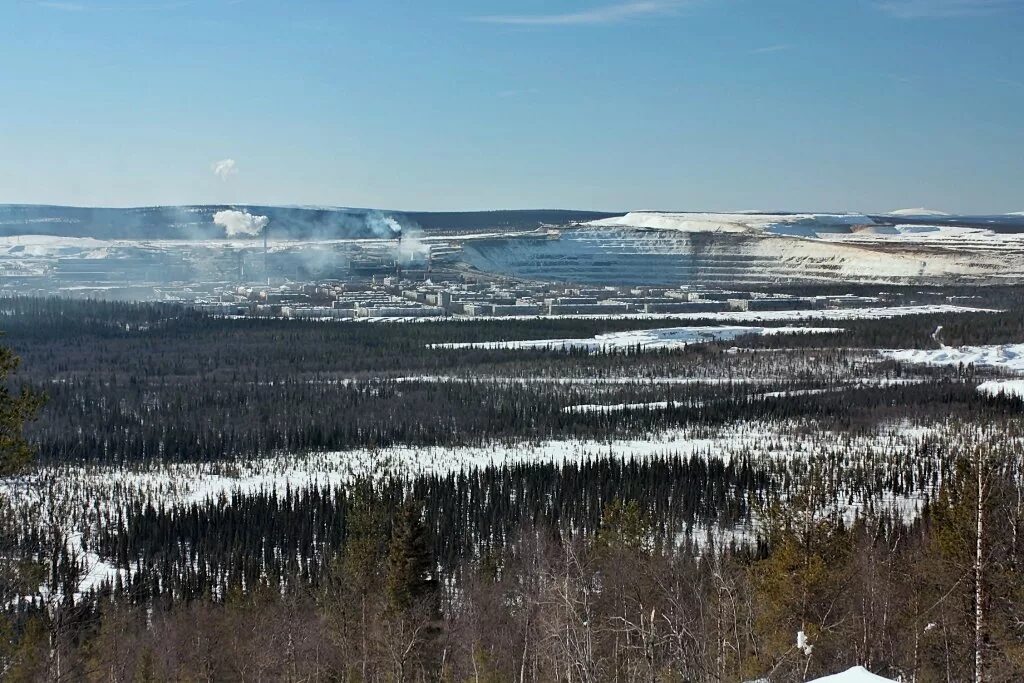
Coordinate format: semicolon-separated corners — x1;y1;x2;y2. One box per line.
0;416;997;600
433;325;842;351
880;339;1024;401
416;304;994;325
2;420;943;516
977;379;1024;399
881;343;1024;373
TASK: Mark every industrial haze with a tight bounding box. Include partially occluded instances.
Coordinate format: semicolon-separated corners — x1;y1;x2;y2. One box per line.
1;205;1023;309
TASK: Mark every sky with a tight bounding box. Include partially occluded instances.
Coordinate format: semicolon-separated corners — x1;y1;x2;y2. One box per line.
0;0;1022;213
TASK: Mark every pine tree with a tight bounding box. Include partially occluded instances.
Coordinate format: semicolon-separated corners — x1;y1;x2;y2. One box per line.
0;344;43;680
386;501;436;612
0;344;43;477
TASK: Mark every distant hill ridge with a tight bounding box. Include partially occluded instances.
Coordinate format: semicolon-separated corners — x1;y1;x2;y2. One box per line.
0;205;622;240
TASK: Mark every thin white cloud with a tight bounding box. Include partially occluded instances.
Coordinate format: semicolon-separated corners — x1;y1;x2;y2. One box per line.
750;44;793;54
498;87;541;98
471;1;691;26
877;0;1023;18
211;159;238;181
35;1;87;9
35;0;194;11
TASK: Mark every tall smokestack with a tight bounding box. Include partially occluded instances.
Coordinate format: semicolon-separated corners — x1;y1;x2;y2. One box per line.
264;225;269;286
396;231;403;278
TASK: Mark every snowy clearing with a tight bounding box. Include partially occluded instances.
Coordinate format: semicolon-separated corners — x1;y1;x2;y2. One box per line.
977;379;1024;400
419;304;995;325
2;421;941;515
881;343;1024;373
432;325;843;352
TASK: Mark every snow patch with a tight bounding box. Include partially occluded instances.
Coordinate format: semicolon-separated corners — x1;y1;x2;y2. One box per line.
806;665;897;682
880;343;1024;373
977;379;1024;400
432;325;842;352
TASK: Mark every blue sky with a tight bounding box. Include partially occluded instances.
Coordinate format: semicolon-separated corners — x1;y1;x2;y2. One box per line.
1;0;1022;213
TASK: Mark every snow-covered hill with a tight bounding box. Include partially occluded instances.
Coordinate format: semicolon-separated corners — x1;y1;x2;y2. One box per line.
586;211;874;237
2;207;1022;290
887;207;950;217
462;212;1024;285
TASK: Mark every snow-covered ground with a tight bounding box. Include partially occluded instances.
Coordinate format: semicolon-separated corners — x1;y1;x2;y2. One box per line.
976;379;1024;399
887;208;950;217
560;382;921;413
881;343;1024;373
0;418;982;601
822;223;1024;251
586;212;873;236
807;665;897;682
2;420;941;515
417;305;995;325
880;338;1024;401
433;325;842;352
585;211;1023;250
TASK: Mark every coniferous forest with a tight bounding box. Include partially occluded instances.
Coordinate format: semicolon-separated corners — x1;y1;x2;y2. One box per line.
2;292;1024;681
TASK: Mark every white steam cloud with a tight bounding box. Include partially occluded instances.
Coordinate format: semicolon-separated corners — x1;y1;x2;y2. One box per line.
365;211;429;265
211;158;238;180
364;211;404;238
214;210;269;237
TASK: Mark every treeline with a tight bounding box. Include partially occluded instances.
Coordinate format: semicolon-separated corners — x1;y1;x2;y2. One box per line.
4;294;1024;368
13;423;967;609
5;447;1024;681
6;414;974;612
3;297;1023;465
87;456;765;603
25;374;1022;464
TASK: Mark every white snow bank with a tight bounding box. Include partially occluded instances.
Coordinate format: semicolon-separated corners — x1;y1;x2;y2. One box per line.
397;305;994;325
564;401;675;414
562;387;841;414
881;343;1024;373
824;223;1024;247
0;234;113;258
433;325;842;352
977;379;1024;399
806;667;897;683
0;235;111;247
806;665;896;682
881;343;1024;402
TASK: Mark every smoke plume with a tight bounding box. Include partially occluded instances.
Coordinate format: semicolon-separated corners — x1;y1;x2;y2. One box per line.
365;210;404;238
211;158;238;180
214;209;269;237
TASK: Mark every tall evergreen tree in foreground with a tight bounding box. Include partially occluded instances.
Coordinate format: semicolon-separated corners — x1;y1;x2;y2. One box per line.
386;501;437;612
0;345;43;477
0;343;44;679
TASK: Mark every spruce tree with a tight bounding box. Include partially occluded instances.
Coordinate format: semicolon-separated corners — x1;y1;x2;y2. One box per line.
0;344;44;680
0;345;43;477
386;501;436;612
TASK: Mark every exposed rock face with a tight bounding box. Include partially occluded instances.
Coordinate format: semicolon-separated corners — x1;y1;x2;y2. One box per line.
461;214;1024;285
